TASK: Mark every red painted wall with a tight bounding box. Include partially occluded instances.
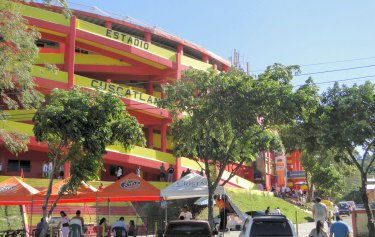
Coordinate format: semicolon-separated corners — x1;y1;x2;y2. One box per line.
0;147;48;178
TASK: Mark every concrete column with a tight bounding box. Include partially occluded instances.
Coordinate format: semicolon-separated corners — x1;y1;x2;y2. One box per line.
144;32;151;43
176;44;183;79
202;54;209;63
147;127;154;148
161;124;167;152
222;64;229;72
64;16;77;88
175;157;182;180
105;21;112;29
64;162;70;178
146;81;154;96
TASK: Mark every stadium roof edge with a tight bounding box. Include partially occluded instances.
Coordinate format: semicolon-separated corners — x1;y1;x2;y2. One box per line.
27;2;231;69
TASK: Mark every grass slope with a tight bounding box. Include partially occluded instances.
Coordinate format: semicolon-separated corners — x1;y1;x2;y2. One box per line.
0;206;24;231
198;188;313;224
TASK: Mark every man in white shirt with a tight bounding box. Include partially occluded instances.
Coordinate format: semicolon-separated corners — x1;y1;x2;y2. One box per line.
312;197;328;228
179;205;193;220
273;207;281;215
42;163;48;178
116;166;123;180
112;217;127;237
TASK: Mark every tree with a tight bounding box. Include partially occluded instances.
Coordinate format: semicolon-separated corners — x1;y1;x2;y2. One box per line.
320;82;375;236
161;65;304;225
33;88;145;237
0;0;71;155
279;78;355;201
0;0;44;154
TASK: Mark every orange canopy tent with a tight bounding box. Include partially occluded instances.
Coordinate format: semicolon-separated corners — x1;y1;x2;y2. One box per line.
0;176;39;205
97;173;161;202
33;179;97;204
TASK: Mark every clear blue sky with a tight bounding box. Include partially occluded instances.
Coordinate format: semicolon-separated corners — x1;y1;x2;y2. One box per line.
66;0;375;91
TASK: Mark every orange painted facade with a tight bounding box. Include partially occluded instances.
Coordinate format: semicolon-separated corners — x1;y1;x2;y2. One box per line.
1;2;259;188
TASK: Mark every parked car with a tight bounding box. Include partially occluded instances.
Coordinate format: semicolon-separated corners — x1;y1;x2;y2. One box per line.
214;213;245;231
346;201;356;211
338;202;351;216
164;220;218;237
239;215;297;237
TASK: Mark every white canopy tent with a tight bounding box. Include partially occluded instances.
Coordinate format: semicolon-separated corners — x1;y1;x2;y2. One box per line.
160;173;247;221
161;173;224;200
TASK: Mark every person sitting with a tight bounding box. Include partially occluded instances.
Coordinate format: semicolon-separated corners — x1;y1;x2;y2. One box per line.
112;217;127;237
127;220;136;237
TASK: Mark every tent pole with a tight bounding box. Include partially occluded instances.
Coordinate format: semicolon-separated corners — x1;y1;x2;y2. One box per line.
108;198;110;223
95;194;98;237
29;197;33;237
165;200;167;228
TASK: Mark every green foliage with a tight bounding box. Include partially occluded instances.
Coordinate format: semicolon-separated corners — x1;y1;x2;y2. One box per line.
161;65;306;224
32;88;145;222
197;188;312;224
320;82;375;236
0;0;44;155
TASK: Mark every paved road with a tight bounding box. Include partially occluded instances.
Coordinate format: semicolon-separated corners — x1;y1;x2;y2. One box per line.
295;215;352;237
136;216;353;237
211;215;353;237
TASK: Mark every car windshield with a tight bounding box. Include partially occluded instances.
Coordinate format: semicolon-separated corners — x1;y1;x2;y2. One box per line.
166;222;210;235
249;220;293;237
339;203;349;208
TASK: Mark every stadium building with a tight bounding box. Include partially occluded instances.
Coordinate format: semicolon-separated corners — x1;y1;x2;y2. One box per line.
1;2;255;189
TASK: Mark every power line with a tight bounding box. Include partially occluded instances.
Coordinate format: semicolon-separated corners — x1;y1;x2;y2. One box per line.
251;56;375;73
295;64;375;77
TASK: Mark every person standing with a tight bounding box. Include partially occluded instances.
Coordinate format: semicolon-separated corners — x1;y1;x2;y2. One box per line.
58;211;70;237
94;218;110;237
136;166;141;177
127;220;136;237
265;206;270;215
215;195;228;231
330;216;352;237
308;220;328;237
116;166;123;180
312;197;328;228
159;163;165;181
48;161;53;178
112;217;127;237
167;164;174;182
334;204;339;219
43;162;49;178
71;210;85;234
273;207;281;215
178;205;193;220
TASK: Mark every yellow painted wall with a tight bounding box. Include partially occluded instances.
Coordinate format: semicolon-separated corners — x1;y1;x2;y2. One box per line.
181;55;213;71
21;4;70;26
31;65;68;83
36;54;131;66
152;133;173;150
3;110;35;121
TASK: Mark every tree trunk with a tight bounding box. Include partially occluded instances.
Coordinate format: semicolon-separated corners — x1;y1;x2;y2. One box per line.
207;185;215;228
39;218;50;237
360;172;375;237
